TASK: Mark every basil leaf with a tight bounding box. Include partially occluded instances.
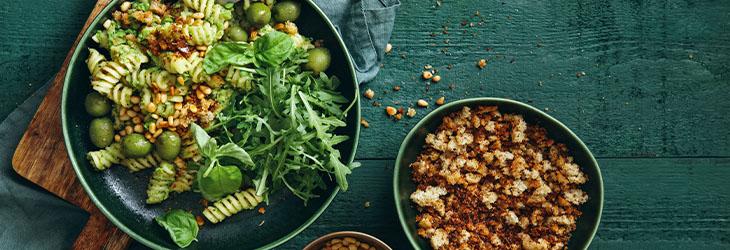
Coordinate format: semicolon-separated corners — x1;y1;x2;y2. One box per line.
190;123;210;152
254;31;294;67
198;164;242;201
203;42;255;74
217;143;254;166
155;209;198;248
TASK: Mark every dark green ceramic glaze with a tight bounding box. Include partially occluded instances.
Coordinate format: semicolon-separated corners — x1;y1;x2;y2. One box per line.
61;1;360;249
393;98;603;250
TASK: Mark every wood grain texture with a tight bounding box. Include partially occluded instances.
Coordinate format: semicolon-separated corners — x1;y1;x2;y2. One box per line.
1;0;728;249
9;1;131;249
280;159;730;249
356;0;730;159
0;0;95;120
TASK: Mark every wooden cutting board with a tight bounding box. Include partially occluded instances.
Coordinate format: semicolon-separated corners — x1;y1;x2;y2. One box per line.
10;1;132;249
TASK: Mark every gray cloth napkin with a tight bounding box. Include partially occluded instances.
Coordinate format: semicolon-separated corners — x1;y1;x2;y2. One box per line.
0;80;89;248
0;1;397;248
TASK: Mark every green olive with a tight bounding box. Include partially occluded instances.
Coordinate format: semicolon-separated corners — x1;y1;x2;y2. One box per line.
85;92;111;117
226;24;248;42
122;133;152;158
155;131;181;161
89;118;114;148
246;2;271;26
305;48;331;74
272;0;301;22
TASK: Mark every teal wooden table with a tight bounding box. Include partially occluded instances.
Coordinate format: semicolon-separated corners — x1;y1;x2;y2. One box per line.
2;1;729;249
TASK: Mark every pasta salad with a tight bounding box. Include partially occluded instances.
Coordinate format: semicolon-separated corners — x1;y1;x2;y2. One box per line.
82;0;357;247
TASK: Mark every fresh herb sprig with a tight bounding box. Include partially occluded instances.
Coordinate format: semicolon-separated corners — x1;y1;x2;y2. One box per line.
191;123;253;201
202;31;359;203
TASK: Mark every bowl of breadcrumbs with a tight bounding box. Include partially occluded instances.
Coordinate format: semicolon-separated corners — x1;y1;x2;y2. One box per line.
394;98;603;250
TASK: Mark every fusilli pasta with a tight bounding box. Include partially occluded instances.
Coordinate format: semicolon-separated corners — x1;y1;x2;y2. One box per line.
184;22;218;46
170;157;195;193
146;161;176;204
202;188;263;224
86;143;124;171
225;66;255;91
126;67;175;91
121;152;163;172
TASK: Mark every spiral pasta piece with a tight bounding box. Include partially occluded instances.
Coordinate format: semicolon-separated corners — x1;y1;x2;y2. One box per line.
109;84;135;107
111;44;149;72
184;22;218;46
86;48;106;75
180;131;202;162
91;61;129;97
126;67;176;91
183;0;215;18
225;67;255;91
160;52;192;74
86;143;124;171
188;53;209;84
202;188;263;224
121;152;163;172
170;157;195;193
146;161;176;204
206;4;232;31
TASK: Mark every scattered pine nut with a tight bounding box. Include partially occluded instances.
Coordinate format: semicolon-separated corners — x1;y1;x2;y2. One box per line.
385;43;393;53
114;134;121;142
431;75;441;83
417;99;429;107
363;89;375;99
422;71;433;80
436;96;445;105
407;108;416;117
360;118;370;128
385;106;397;116
478;59;487;69
130;96;140;104
394;113;403;120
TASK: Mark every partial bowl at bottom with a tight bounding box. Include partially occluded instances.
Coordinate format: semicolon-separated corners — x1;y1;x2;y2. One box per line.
303;231;393;250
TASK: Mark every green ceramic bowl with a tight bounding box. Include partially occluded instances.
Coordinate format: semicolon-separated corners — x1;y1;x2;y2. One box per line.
61;1;360;249
393;98;603;249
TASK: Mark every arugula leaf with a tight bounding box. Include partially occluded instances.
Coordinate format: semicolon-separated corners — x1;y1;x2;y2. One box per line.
217;143;254;166
254;31;294;67
203;42;255;74
155;209;198;248
198;164;242;201
328;154;351;191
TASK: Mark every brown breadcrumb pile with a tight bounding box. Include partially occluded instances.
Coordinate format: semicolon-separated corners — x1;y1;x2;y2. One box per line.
409;106;588;250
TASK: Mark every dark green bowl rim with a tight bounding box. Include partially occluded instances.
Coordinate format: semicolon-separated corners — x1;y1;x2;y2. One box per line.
393;97;603;250
61;1;360;249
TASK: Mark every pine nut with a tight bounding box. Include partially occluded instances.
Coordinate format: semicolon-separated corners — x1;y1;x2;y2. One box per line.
146;102;157;113
417;99;429;107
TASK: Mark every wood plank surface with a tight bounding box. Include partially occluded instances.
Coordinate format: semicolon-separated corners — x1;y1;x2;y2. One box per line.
8;1;131;249
357;0;730;159
1;0;728;249
278;159;730;249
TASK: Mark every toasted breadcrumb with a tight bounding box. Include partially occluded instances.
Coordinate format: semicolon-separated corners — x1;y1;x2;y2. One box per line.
409;106;588;250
